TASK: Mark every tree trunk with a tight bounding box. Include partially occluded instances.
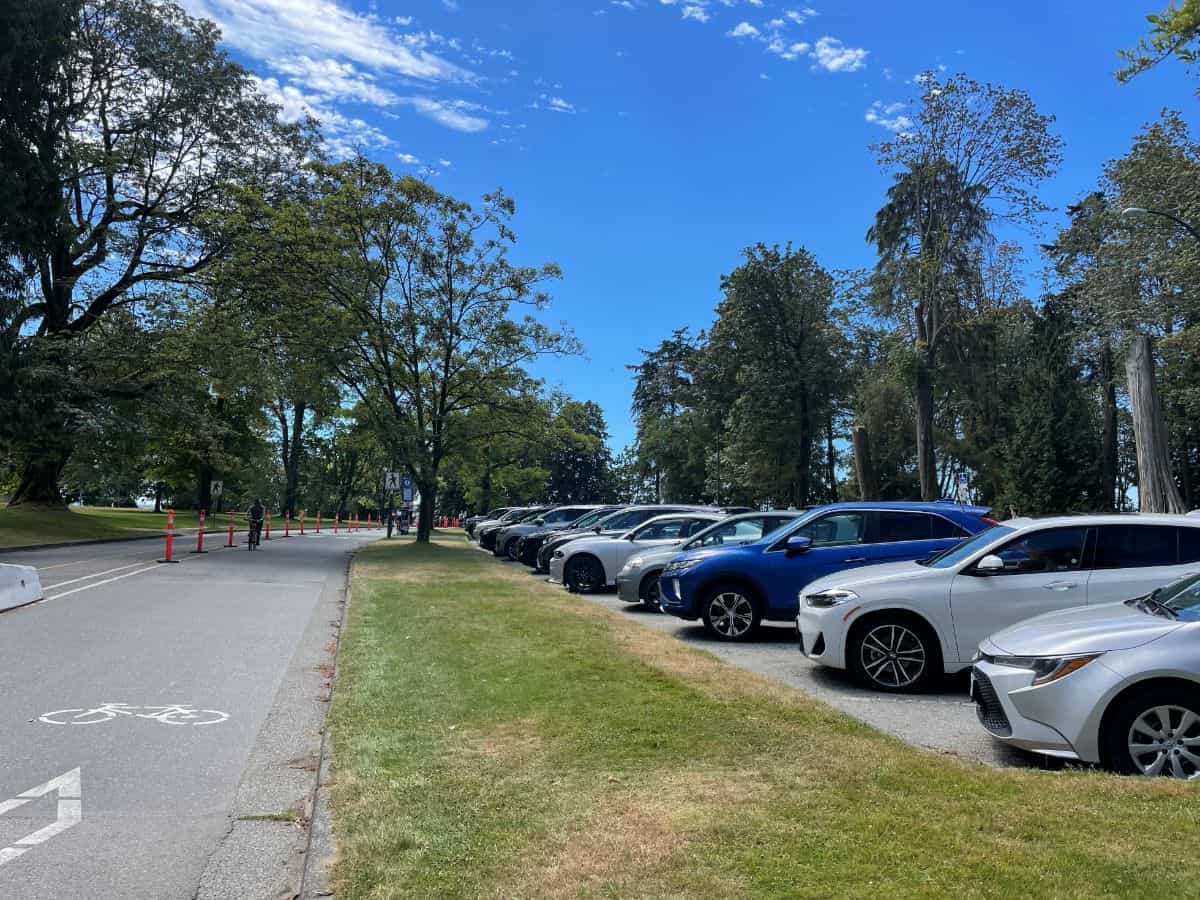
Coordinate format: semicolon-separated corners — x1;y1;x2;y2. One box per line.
852;425;879;500
797;386;812;506
9;451;69;506
824;414;837;503
153;482;164;514
416;480;436;543
1099;342;1118;511
198;467;213;513
1126;335;1185;513
479;466;492;515
914;362;937;501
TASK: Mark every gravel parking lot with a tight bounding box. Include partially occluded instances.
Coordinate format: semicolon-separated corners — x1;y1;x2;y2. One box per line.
536;573;1048;769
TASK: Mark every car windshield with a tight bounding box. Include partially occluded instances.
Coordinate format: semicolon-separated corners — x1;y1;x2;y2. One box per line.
685;517;775;549
567;508;610;529
1158;574;1200;621
921;525;1014;569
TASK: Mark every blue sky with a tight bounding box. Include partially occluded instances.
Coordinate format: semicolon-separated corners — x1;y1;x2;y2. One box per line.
182;0;1197;449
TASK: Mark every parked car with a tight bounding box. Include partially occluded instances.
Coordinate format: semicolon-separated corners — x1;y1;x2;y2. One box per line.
550;511;725;592
797;514;1200;693
465;507;512;537
535;505;710;574
616;511;802;608
469;506;526;540
492;505;602;559
516;505;626;569
972;571;1200;778
661;501;994;641
479;507;550;552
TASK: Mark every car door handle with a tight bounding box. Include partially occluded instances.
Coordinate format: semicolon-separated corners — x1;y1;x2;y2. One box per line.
843;556;867;563
1042;581;1079;591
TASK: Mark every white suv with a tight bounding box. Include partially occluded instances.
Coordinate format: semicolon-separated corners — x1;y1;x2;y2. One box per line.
796;515;1200;692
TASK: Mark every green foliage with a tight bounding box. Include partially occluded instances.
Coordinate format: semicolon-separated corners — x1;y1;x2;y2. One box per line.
1118;0;1200;85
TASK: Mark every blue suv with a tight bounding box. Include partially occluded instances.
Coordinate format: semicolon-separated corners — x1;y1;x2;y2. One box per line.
659;501;995;641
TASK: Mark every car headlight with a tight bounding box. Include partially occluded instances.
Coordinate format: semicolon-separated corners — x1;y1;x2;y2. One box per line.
552;550;565;559
625;557;645;571
663;558;701;575
989;653;1102;685
803;589;859;608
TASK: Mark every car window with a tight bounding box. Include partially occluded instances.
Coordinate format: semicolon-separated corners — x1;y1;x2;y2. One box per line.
632;518;690;540
1179;527;1200;564
929;515;969;538
606;509;659;531
990;527;1088;574
874;511;932;543
569;508;611;529
1094;525;1178;569
690;518;768;547
796;511;864;547
926;525;1014;569
544;508;583;524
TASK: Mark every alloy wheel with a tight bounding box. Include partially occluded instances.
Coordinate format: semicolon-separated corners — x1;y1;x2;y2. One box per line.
859;624;926;689
707;592;754;638
1127;705;1200;780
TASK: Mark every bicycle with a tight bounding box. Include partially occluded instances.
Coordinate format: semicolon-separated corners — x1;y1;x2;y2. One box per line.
248;518;263;550
39;703;229;726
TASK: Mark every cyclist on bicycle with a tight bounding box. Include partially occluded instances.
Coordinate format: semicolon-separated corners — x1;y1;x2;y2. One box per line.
248;498;265;549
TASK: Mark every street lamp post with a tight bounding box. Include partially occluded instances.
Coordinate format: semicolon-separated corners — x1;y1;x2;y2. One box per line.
1121;206;1200;244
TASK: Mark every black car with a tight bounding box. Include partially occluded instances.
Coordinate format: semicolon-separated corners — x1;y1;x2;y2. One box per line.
517;505;625;568
533;505;713;573
479;506;549;552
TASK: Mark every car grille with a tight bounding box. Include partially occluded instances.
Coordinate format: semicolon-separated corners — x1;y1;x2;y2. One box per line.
971;668;1012;737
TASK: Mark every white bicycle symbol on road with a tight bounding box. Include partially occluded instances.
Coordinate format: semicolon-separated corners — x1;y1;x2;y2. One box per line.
39;703;229;726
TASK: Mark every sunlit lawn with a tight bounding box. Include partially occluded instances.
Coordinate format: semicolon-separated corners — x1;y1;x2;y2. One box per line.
0;505;251;548
327;536;1199;900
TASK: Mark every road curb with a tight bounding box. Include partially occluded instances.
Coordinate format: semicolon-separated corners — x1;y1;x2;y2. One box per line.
297;549;356;899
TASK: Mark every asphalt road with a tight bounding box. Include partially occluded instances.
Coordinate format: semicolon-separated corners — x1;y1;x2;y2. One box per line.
0;527;379;900
506;561;1049;770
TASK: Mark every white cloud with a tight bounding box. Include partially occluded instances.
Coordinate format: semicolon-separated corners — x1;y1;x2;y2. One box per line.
180;0;470;82
727;21;759;37
396;152;422;165
251;75;392;155
865;100;912;132
270;56;397;105
532;93;577;113
810;36;867;72
400;96;489;131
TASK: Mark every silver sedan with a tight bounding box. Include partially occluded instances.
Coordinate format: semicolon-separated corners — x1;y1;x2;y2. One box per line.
615;511;801;608
972;573;1200;779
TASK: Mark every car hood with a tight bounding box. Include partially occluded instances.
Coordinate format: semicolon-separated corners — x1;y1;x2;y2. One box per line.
984;601;1183;656
805;560;935;594
628;545;692;568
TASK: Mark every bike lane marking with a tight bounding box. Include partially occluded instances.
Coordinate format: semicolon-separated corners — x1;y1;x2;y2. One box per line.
0;769;82;868
42;565;161;601
41;562;148;590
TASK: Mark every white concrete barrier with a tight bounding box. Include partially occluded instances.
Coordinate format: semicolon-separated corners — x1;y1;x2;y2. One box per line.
0;563;42;612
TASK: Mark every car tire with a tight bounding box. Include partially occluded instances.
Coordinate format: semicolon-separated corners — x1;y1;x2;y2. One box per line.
564;556;605;594
1101;684;1200;779
847;614;940;693
504;538;520;561
639;571;664;610
700;582;761;641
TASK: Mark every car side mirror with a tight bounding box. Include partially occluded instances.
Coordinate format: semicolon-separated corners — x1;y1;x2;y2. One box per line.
785;535;813;557
594;526;603;534
534;518;545;526
975;554;1004;574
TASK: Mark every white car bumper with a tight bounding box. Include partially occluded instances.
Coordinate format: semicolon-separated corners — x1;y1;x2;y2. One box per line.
795;604;850;671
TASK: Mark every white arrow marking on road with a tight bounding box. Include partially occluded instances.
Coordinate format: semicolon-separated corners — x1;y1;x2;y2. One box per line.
0;768;82;867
